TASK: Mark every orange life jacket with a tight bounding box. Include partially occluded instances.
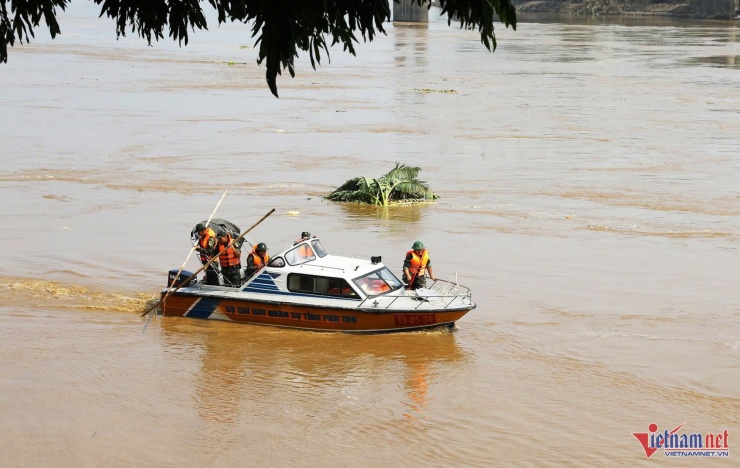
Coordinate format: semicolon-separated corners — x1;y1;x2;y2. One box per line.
198;228;216;262
250;247;269;268
297;243;312;258
370;279;390;292
199;228;216;249
218;234;241;267
327;286;354;296
406;249;429;276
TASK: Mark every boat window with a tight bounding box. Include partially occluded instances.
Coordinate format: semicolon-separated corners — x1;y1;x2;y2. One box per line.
268;256;285;267
287;274;359;298
285;243;316;265
353;268;403;296
377;268;403;289
311;239;327;258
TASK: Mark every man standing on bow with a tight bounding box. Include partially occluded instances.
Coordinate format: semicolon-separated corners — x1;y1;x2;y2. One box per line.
403;241;436;290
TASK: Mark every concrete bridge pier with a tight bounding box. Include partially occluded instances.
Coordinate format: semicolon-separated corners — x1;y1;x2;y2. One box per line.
393;0;429;22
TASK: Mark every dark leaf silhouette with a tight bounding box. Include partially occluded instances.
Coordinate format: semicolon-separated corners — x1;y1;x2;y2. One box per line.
0;1;516;97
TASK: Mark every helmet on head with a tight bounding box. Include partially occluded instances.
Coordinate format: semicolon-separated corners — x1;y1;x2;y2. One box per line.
256;242;267;251
195;223;207;233
412;241;425;250
301;231;311;239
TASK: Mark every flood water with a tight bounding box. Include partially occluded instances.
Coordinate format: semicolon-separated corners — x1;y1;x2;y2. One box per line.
1;4;738;466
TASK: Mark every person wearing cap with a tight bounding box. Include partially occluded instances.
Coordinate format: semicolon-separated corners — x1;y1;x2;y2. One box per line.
195;223;220;286
293;231;311;245
245;242;269;280
292;231;314;260
403;241;436;290
216;231;242;287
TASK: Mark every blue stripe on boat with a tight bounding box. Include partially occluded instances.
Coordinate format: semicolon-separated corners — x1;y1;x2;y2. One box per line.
186;297;221;319
243;272;280;292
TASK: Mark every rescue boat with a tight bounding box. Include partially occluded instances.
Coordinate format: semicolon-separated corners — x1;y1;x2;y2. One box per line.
160;236;476;333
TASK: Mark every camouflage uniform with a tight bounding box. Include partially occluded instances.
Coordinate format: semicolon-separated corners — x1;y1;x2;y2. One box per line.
403;253;432;290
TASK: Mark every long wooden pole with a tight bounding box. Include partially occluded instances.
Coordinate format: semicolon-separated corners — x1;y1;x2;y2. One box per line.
141;208;276;317
168;191;228;288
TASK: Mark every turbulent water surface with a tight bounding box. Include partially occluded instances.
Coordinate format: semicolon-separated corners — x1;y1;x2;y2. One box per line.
1;5;738;466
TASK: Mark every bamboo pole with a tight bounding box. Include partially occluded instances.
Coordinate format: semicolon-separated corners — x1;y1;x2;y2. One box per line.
141;208;276;317
167;191;227;289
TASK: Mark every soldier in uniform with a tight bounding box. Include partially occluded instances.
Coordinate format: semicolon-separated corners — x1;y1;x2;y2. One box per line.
195;223;220;286
403;241;436;290
245;242;269;280
217;231;242;287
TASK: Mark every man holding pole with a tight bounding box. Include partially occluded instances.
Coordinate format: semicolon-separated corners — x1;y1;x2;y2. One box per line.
142;208;275;317
196;223;220;285
217;231;242;287
403;241;436;290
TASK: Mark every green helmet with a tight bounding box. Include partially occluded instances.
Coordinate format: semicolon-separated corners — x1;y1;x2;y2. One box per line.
256;242;267;251
412;241;425;250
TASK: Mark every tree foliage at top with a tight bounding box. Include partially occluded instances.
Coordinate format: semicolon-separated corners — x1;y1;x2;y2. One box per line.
326;163;439;206
0;0;516;97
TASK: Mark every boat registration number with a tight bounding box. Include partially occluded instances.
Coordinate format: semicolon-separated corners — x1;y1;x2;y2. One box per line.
394;314;436;326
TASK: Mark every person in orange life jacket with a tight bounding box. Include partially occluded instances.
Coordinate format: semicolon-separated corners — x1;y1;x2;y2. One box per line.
245;242;269;280
293;231;314;259
357;277;390;294
403;240;436;290
195;223;220;286
326;283;356;297
217;231;242;287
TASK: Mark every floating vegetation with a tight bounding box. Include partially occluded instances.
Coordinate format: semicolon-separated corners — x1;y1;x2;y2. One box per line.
413;88;458;94
325;163;438;206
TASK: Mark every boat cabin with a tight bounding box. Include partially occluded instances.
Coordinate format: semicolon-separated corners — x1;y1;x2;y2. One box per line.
246;237;405;300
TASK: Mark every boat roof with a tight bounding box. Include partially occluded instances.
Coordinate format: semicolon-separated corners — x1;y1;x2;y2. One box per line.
269;237;385;280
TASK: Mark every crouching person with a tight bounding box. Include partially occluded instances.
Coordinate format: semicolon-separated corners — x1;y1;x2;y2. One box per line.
245;243;269;281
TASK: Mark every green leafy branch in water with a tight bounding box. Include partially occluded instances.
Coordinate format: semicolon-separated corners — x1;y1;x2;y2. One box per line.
325;163;439;206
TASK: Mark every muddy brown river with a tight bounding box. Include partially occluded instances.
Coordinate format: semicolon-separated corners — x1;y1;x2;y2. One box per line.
1;4;738;466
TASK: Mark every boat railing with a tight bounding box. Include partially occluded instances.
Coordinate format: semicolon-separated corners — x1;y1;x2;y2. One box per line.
357;278;473;310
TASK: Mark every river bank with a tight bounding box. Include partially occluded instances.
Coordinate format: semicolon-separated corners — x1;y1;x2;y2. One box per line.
514;0;739;20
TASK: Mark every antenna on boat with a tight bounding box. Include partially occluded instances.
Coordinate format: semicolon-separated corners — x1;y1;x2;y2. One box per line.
141;208;276;317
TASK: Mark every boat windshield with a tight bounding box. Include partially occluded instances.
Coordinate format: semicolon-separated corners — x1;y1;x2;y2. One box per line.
353;268;403;296
285;242;316;266
311;239;327;258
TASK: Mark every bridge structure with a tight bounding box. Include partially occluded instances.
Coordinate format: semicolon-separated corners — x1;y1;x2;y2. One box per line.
394;0;740;21
393;0;433;22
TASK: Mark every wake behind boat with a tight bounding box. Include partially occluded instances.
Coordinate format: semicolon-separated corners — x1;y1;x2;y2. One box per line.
160;235;476;333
